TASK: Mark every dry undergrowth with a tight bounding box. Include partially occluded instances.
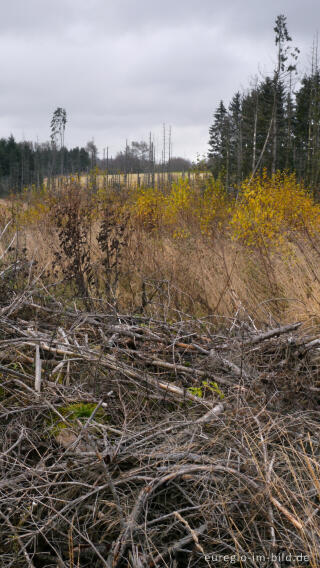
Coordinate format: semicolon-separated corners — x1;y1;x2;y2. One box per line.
1;287;320;567
1;177;320;566
3;171;320;323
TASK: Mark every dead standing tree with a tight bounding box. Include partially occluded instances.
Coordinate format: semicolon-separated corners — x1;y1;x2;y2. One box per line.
50;107;67;181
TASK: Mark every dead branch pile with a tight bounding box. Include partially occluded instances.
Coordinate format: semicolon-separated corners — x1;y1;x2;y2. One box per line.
1;292;320;567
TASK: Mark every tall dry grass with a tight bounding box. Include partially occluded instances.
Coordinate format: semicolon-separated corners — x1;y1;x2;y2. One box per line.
2;172;320;328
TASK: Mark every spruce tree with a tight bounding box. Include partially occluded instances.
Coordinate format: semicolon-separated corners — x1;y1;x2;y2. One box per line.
229;92;243;185
208;100;230;186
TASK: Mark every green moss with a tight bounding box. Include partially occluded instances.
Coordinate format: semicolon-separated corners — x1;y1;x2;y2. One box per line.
187;386;203;398
62;402;98;419
47;402;108;437
49;421;68;437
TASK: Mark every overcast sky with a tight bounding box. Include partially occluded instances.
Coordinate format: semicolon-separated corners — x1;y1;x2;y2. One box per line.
0;0;319;161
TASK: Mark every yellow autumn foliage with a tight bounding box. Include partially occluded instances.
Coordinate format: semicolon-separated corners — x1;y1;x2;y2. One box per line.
130;187;166;228
131;176;229;237
10;171;320;252
14;184;54;226
196;177;229;235
231;171;320;247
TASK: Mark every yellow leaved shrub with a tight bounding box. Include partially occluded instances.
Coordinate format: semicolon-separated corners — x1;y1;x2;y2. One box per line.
231;171;320;247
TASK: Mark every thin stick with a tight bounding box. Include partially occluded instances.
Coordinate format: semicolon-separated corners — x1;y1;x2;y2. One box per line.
34;345;42;393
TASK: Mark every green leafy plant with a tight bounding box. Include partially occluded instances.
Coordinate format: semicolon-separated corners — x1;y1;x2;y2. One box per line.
187;380;224;400
187;386;204;398
202;380;225;399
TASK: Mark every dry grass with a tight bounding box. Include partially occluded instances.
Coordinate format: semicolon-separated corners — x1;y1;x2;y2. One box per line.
5;208;320;326
42;171;209;191
3;173;319;329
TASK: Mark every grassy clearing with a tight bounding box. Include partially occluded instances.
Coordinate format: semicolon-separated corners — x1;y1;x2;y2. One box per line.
5;170;320;324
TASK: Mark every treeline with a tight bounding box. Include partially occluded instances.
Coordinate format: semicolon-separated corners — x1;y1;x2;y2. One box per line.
97;140;191;174
0;135;192;195
208;15;320;188
0;136;90;195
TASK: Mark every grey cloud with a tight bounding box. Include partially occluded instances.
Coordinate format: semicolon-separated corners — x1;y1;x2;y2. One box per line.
0;0;319;159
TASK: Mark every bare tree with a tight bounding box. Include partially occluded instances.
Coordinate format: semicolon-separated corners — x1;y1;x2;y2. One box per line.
50;107;67;176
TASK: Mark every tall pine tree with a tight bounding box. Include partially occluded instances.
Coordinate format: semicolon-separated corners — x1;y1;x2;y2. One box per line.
208;100;230;187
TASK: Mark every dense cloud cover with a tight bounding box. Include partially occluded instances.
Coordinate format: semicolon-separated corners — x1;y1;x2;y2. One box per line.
0;0;318;160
